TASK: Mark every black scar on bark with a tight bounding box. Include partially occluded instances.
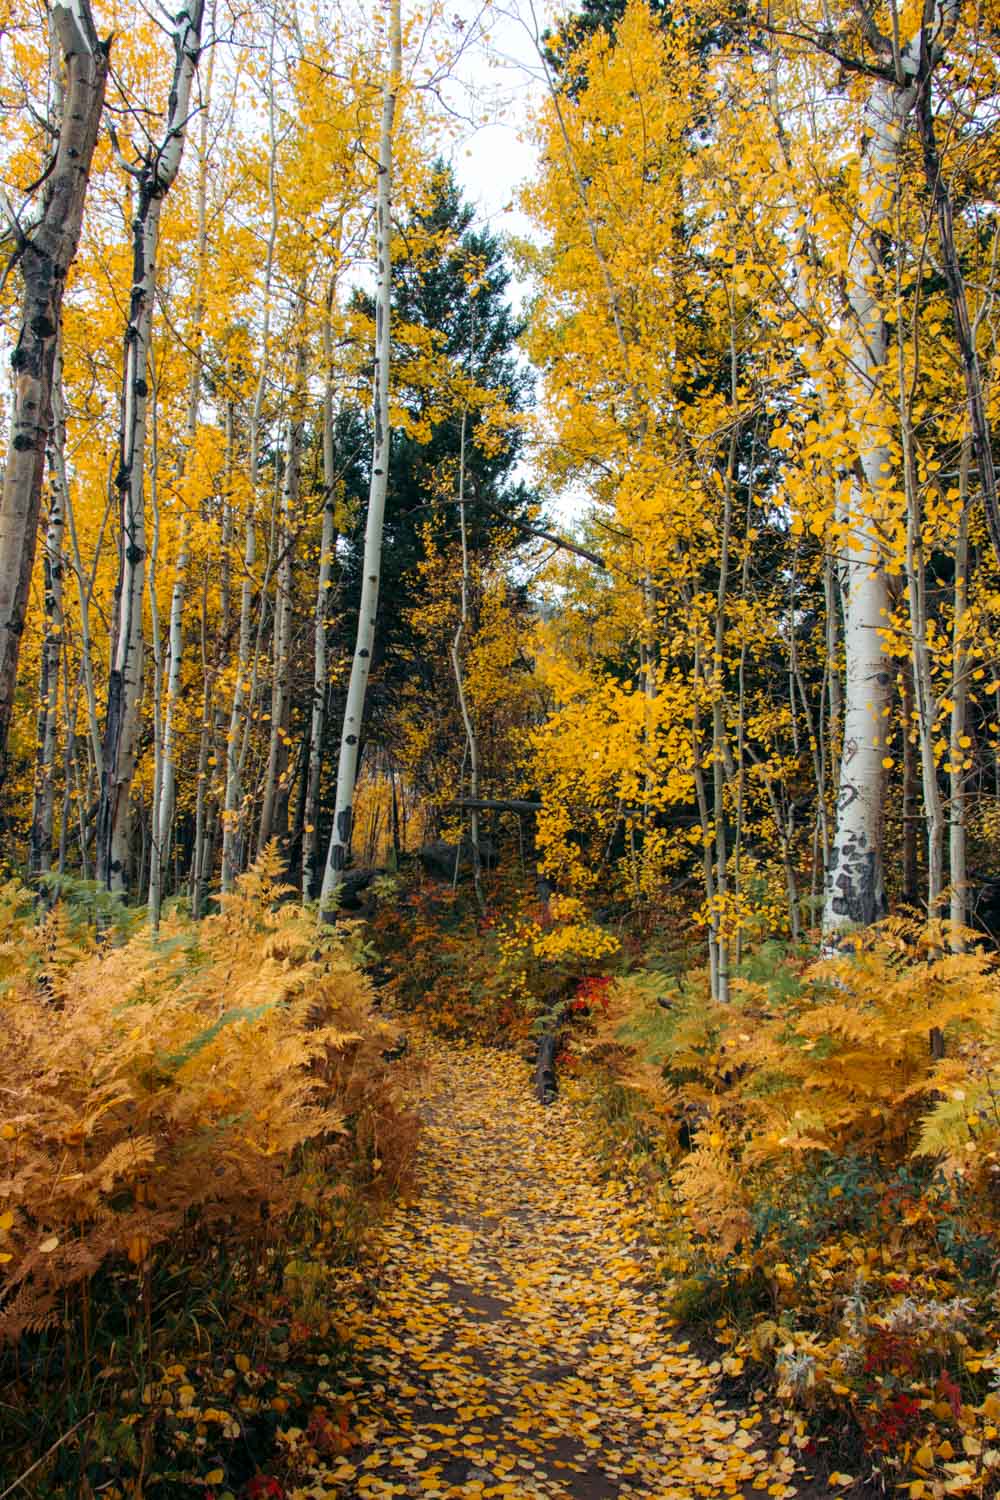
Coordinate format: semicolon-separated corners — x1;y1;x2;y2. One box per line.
359;648;370;658
12;434;35;451
346;734;357;746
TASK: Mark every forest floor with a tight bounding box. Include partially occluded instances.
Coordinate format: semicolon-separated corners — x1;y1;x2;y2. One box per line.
300;1035;854;1500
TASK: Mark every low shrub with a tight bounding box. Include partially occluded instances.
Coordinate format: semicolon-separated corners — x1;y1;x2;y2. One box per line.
0;850;417;1495
575;920;1000;1495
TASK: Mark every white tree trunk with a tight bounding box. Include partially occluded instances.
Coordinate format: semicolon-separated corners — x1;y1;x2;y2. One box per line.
303;282;340;898
149;521;189;923
258;337;305;850
96;0;205;894
28;339;67;877
320;0;402;913
0;0;108;771
449;407;484;906
150;15;213;924
221;26;278;891
823;74;917;933
950;438;972;938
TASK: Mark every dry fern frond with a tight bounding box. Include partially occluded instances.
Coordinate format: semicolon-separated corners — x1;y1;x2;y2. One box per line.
0;852;417;1343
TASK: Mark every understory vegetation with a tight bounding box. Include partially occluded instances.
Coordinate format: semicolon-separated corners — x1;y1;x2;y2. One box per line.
368;879;1000;1497
0;851;417;1497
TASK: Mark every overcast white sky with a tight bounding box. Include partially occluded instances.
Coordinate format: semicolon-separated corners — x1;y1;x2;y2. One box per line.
432;0;558;307
423;0;591;526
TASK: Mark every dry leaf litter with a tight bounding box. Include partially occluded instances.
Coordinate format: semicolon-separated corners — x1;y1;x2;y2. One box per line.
302;1036;827;1500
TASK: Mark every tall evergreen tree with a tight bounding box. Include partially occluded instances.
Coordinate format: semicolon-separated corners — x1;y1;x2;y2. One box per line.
336;163;534;748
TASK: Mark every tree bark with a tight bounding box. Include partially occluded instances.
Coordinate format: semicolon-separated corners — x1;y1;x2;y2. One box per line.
221;26;279;892
303;277;341;898
823;70;918;933
949;437;972;939
259;332;305;852
320;0;402;914
0;1;109;774
96;0;205;894
28;340;68;876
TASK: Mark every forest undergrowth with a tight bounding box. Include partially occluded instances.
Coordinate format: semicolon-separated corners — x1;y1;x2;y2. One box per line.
0;850;418;1499
368;873;1000;1499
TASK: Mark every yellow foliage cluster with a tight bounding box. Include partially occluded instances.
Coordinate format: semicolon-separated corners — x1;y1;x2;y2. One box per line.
0;851;411;1343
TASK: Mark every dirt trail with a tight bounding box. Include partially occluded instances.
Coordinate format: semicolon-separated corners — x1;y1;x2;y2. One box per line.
319;1037;813;1499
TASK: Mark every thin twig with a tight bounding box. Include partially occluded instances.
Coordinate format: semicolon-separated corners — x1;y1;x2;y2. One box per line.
0;1413;96;1499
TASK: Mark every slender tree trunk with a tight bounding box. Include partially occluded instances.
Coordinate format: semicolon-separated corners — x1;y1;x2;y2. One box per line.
57;645;81;876
147;370;166;914
192;407;231;916
904;464;945;919
692;636;721;999
708;320;739;1000
149;522;188;923
28;341;67;876
949;437;972;938
901;662;920;905
450;406;484;906
65;465;109;785
259;333;305;852
222;28;278;891
915;51;1000;568
150;15;213;924
303;277;341;897
0;2;109;773
390;763;401;864
191;576;212;917
320;0;402;913
96;0;205;894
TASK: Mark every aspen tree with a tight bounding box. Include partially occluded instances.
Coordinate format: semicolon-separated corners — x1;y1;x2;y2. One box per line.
222;20;279;892
0;0;109;773
96;0;205;893
821;81;916;931
149;8;215;926
820;0;958;932
949;439;972;937
303;275;341;898
320;0;402;913
258;326;306;851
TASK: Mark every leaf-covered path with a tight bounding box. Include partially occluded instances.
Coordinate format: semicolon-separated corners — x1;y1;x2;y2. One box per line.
321;1038;810;1500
